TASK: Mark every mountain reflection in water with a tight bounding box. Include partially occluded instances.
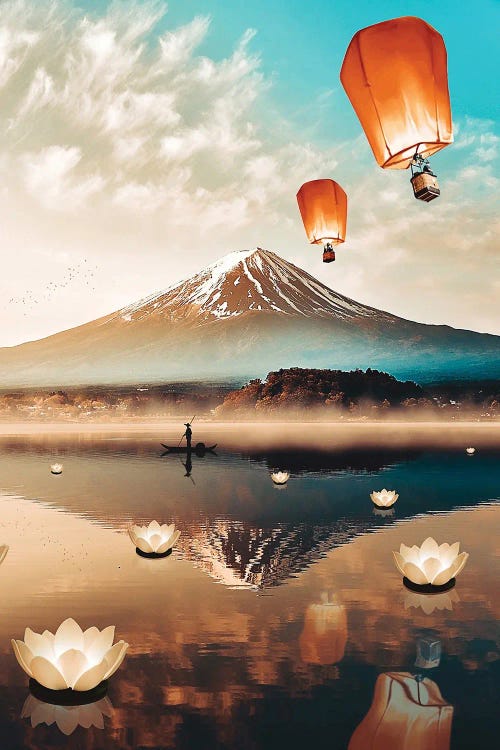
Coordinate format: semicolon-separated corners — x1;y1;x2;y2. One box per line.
0;431;498;749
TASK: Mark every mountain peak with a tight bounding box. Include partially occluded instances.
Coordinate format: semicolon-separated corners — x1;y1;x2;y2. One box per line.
111;247;384;325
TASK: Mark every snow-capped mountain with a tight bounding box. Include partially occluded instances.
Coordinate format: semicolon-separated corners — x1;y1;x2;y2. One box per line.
0;247;498;385
108;248;393;324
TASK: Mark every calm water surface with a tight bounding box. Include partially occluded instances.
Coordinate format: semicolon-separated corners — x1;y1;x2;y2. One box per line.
0;429;498;749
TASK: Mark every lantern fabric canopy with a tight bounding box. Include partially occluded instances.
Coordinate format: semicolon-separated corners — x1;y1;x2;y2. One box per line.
340;16;453;169
348;672;453;750
297;179;347;245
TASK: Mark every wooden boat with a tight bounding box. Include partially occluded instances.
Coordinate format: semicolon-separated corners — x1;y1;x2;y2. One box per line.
161;442;217;455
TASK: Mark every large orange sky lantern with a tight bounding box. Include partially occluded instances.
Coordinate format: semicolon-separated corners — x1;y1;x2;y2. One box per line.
296;179;348;263
340;16;453;202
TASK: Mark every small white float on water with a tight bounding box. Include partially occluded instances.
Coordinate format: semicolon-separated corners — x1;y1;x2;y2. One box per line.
271;471;290;485
370;489;398;508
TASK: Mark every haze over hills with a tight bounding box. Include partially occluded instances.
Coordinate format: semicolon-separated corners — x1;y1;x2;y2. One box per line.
0;248;498;386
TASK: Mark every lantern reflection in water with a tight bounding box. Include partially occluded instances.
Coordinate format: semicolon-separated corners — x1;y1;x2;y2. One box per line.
404;588;459;615
22;694;114;736
299;593;347;665
348;672;453;750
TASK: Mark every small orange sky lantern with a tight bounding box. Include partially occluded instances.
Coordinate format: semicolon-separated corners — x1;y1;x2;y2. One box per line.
296;179;347;263
340;16;453;202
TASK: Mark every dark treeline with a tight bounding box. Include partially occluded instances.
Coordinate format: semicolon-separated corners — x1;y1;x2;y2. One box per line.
215;368;500;419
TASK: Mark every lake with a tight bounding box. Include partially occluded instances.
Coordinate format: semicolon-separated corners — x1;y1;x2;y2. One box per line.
0;424;498;749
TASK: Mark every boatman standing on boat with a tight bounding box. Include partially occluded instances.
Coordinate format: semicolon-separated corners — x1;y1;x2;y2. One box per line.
183;422;192;450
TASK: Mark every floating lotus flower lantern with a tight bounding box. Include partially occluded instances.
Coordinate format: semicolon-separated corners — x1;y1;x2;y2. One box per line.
299;593;347;665
466;447;475;455
393;537;469;593
348;672;453;750
22;694;113;735
370;489;398;508
51;463;63;475
12;618;128;704
128;521;180;558
271;471;290;485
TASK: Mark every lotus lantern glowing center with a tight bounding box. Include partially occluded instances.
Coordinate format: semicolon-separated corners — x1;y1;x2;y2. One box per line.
12;618;128;692
50;463;63;474
128;520;180;555
466;447;475;455
393;537;469;588
271;472;290;485
370;489;398;507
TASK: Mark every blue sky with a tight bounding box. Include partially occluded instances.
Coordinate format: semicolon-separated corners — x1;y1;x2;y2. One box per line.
88;0;499;139
1;0;498;344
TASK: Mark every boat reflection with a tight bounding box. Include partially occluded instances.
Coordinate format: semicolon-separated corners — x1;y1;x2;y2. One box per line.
348;672;453;750
299;593;347;665
21;694;114;736
404;589;459;615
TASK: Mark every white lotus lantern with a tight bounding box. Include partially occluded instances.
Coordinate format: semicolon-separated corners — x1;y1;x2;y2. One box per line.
0;545;8;565
128;520;180;558
466;447;475;455
370;489;398;507
22;694;113;735
11;619;128;698
271;472;290;485
393;536;469;592
50;463;63;475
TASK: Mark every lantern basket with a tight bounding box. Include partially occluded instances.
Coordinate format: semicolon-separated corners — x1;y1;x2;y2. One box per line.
411;156;440;202
29;678;109;706
323;244;336;263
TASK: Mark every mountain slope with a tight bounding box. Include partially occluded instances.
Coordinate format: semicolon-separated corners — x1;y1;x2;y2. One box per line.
0;248;498;386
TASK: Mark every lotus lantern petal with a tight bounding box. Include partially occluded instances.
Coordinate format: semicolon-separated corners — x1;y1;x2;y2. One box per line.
466;447;475;455
393;537;469;590
22;694;113;735
128;520;180;555
271;472;290;485
12;619;128;692
51;463;63;474
370;489;398;507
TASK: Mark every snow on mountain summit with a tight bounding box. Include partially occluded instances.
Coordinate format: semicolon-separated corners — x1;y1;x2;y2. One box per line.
109;247;388;324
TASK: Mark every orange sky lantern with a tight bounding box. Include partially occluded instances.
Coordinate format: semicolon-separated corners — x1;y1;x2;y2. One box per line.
340;16;453;201
296;179;348;263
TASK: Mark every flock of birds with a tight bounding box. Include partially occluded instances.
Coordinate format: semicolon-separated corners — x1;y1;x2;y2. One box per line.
6;260;98;316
